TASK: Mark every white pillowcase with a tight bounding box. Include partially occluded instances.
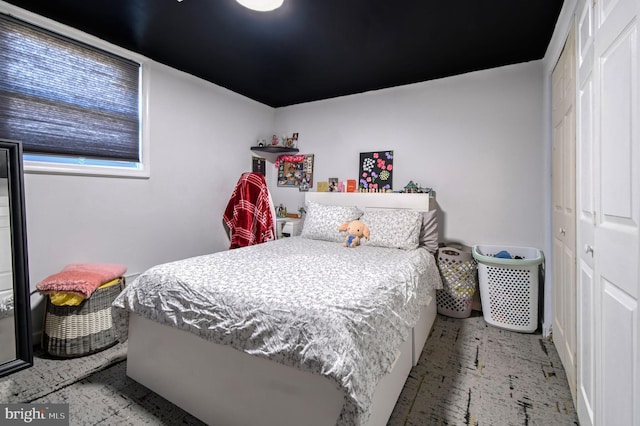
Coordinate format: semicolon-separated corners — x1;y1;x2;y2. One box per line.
300;201;363;243
360;209;422;250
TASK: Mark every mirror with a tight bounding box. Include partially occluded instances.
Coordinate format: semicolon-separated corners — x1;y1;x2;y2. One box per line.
0;139;32;377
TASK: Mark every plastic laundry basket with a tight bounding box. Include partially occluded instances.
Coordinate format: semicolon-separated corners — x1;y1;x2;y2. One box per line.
472;245;544;333
436;245;477;318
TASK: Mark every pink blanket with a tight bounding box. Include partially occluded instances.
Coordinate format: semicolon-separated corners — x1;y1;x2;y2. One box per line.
37;263;127;299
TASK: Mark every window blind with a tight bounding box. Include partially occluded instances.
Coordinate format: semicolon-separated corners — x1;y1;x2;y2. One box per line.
0;14;140;162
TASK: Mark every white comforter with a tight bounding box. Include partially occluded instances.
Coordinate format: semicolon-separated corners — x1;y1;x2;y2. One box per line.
112;237;442;425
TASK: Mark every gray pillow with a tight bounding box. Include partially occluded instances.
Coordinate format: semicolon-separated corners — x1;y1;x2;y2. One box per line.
360;209;422;250
419;210;439;253
300;201;363;243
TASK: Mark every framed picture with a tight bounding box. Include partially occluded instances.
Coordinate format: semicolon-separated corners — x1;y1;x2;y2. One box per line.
277;154;314;188
328;177;338;192
252;157;265;176
359;150;393;191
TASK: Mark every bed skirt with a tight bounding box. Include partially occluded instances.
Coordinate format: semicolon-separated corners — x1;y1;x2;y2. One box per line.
42;277;125;358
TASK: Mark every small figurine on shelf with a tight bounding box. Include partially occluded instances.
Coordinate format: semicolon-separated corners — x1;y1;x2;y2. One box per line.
404;181;419;193
402;181;432;194
271;135;279;145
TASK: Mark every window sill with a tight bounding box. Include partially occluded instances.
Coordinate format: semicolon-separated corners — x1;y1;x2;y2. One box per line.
24;161;150;179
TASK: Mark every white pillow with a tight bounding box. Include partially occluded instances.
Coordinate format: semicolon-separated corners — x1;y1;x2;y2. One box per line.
360;209;422;250
419;210;439;253
300;201;363;243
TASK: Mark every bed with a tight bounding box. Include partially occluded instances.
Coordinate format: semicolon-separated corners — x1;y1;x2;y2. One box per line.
112;192;442;426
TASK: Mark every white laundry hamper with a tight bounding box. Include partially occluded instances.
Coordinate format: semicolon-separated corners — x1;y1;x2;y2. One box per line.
472;245;544;333
436;245;477;318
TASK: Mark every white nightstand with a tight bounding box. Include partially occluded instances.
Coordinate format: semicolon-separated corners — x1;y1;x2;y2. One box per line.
276;217;302;238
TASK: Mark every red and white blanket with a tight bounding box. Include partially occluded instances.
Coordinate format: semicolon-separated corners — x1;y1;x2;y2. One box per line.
223;172;275;249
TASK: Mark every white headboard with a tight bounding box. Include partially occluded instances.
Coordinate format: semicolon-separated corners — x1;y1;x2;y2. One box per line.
305;192;434;211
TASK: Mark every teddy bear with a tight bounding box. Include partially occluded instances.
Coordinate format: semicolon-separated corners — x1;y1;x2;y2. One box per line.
338;220;370;247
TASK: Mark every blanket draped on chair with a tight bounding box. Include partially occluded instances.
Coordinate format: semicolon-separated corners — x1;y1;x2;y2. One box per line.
223;172;275;249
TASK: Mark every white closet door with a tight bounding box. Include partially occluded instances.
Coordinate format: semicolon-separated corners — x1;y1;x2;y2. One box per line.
577;1;596;424
552;25;577;403
592;0;640;424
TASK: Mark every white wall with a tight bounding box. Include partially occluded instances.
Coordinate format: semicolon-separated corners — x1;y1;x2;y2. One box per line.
25;62;275;328
271;62;549;329
272;61;546;251
10;1;553;336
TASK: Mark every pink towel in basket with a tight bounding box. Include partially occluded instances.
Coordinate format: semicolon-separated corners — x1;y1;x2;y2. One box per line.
37;263;127;299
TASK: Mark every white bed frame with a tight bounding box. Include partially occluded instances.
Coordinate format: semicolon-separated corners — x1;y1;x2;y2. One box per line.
126;192;437;426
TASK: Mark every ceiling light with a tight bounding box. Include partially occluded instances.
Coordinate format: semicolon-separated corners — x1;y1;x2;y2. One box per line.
236;0;283;12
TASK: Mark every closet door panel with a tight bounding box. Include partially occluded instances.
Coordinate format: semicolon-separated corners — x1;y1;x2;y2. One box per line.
594;0;640;423
577;260;595;423
597;21;638;296
601;283;636;425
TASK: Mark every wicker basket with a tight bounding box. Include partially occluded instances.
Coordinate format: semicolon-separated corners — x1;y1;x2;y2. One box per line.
42;277;125;358
436;246;478;318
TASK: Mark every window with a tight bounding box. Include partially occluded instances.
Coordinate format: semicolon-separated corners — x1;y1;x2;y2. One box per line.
0;12;147;177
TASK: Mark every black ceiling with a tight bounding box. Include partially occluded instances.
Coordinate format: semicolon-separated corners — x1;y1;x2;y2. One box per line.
2;0;564;108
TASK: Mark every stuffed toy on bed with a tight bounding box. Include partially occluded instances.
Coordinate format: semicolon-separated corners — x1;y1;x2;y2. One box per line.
338;220;370;248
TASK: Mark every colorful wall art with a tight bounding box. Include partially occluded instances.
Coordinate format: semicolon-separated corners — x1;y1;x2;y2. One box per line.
277;154;314;188
359;150;393;191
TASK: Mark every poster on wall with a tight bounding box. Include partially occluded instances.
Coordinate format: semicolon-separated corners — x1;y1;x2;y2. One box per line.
252;157;265;176
277;154;314;189
359;150;393;191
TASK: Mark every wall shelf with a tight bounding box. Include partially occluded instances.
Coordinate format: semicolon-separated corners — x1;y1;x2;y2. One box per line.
251;146;299;154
